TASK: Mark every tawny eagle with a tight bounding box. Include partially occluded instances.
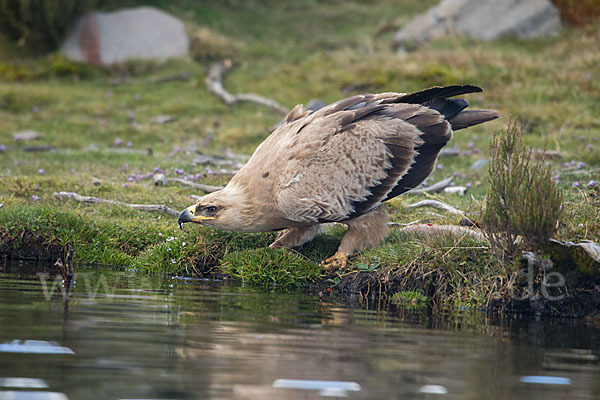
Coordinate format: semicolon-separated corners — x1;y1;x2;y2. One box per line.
179;85;498;269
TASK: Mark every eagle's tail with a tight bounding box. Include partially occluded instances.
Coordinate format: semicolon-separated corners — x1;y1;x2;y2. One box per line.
398;85;499;130
448;109;500;130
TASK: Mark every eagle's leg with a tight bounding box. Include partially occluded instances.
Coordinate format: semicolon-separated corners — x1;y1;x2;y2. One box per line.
320;205;389;270
269;225;321;249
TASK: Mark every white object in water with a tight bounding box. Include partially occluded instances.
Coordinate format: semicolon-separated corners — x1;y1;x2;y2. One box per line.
520;376;571;385
0;378;49;389
273;379;361;397
0;340;75;355
418;384;449;394
0;391;68;400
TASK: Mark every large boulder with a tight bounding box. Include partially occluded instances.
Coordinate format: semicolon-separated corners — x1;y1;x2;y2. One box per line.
395;0;562;51
60;6;189;65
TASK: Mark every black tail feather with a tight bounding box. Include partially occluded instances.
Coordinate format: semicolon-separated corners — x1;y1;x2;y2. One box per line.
423;97;469;120
397;85;482;105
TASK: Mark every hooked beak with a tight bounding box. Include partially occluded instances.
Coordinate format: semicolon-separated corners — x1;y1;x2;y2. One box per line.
178;205;214;230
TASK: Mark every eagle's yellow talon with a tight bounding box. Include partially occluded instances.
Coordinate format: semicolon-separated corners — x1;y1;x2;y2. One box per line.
319;251;348;270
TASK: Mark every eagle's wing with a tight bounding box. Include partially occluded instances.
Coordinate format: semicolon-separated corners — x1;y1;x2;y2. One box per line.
273;92;453;224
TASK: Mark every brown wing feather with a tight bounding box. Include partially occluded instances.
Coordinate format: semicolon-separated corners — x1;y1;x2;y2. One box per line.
348;105;450;217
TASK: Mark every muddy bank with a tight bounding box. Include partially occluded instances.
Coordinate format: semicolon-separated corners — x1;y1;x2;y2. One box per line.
2;234;599;319
0;228;63;262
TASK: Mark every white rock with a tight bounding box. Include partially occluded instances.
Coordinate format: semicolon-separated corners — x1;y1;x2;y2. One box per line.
153;173;167;186
13;130;43;141
154;115;176;124
395;0;561;50
444;186;467;195
61;6;189;65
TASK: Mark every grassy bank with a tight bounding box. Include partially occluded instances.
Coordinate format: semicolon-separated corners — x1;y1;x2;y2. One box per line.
1;1;599;315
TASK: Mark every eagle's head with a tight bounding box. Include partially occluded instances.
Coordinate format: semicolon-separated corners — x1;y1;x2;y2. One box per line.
178;186;258;232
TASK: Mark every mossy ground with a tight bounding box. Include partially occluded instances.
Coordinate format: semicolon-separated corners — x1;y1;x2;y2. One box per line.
1;1;599;314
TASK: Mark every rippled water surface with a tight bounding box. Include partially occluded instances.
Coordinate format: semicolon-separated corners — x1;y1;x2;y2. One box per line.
1;261;599;399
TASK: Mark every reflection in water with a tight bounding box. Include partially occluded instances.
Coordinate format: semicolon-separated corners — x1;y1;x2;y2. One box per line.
0;340;74;355
0;378;49;389
0;262;598;399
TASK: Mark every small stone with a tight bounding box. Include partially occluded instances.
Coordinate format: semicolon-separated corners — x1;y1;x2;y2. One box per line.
91;177;102;186
154;115;176;124
13;130;43;141
471;159;489;170
444;186;467;195
153;173;167;186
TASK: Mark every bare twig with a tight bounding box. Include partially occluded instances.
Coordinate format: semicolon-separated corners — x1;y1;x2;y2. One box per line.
54;191;179;218
407;199;465;215
404;177;453;195
166;178;224;193
206;60;289;115
388;219;430;227
400;224;485;241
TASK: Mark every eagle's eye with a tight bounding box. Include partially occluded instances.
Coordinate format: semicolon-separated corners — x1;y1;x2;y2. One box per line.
206;206;218;215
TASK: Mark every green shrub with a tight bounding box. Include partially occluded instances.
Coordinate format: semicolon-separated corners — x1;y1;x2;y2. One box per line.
189;27;238;62
482;121;563;259
0;0;96;50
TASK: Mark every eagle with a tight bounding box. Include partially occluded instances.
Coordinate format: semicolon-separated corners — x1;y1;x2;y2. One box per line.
178;85;498;269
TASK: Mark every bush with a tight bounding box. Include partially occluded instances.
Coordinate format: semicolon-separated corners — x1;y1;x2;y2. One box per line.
482;121;563;259
0;0;96;51
552;0;600;26
189;27;238;62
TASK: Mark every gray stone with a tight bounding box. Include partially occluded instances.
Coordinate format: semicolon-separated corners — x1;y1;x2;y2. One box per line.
13;130;43;141
61;6;189;65
471;158;489;170
395;0;561;50
153;173;167;186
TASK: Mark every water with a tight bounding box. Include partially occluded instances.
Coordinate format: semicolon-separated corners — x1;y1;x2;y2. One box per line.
1;261;599;399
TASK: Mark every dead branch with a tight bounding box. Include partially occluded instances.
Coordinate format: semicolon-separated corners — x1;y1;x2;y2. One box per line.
400;224;485;241
404;177;454;195
166;178;224;193
407;199;465;215
54;191;179;218
206;60;289;115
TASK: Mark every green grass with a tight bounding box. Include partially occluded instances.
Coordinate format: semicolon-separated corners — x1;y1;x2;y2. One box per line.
0;1;599;311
